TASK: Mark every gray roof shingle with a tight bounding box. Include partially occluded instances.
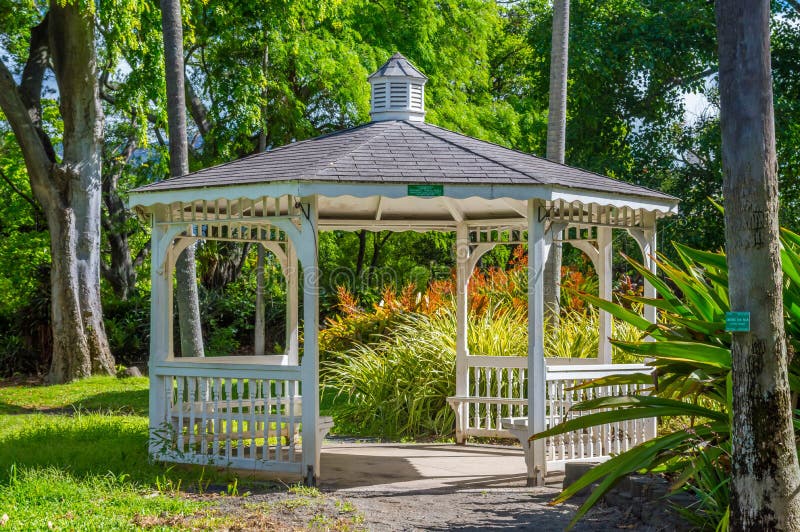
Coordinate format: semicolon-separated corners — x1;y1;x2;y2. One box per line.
132;120;675;202
367;52;427;80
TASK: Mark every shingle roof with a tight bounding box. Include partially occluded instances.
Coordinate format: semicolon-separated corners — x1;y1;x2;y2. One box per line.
132;120;674;202
368;52;427;80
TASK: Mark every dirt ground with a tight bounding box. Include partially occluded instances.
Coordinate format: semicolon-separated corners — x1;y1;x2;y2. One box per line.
204;486;654;531
197;442;668;531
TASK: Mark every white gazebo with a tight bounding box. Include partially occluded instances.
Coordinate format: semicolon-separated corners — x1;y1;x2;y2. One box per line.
129;53;677;486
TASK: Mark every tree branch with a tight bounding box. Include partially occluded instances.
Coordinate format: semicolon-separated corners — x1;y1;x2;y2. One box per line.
0;166;43;216
133;239;151;269
0;56;54;191
185;76;211;138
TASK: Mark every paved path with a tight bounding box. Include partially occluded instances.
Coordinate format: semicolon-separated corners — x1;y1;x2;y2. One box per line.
314;442;637;531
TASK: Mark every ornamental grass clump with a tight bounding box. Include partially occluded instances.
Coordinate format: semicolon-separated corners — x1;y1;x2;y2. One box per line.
322;306;527;439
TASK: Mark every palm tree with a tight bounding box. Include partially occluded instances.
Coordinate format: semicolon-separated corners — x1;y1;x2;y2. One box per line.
543;0;570;326
160;0;204;356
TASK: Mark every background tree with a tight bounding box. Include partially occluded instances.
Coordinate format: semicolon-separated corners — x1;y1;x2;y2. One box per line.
716;0;800;527
0;2;115;382
542;0;570;325
160;0;204;357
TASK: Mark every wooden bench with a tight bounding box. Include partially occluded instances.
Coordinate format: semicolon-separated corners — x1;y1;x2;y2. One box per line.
446;396;527;443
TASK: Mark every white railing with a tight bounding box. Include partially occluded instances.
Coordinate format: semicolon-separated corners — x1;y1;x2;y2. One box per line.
544;362;657;462
150;357;304;474
448;356;657;462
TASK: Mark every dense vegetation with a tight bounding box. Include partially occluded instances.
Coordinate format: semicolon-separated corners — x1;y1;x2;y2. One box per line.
0;1;799;529
1;2;799;375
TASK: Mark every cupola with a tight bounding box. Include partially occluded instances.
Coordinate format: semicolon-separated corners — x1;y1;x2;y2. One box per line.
368;53;427;122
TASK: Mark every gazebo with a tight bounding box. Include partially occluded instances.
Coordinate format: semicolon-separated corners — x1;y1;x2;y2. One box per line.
129;53;677;486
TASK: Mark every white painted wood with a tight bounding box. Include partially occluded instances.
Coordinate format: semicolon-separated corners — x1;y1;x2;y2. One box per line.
286;240;300;365
527;199;548;486
455;223;469;444
569;240;599;270
148;219;180;457
597;227;613;363
297;196;321;484
628;221;658;328
128;182;678;216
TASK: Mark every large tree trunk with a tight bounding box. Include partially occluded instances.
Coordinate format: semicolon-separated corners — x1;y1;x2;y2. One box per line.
0;4;115;382
50;4;116;376
716;1;800;528
161;0;204;357
543;0;570;326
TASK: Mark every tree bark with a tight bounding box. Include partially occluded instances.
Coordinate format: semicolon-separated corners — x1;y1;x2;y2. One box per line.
254;245;266;356
716;1;800;529
543;0;570;326
161;0;204;357
0;5;115;382
101;135;138;299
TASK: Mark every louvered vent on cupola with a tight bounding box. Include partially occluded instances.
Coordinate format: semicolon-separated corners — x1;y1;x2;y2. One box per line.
368;53;427;122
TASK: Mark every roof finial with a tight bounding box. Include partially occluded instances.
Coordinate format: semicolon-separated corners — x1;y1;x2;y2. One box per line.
368;53;427;122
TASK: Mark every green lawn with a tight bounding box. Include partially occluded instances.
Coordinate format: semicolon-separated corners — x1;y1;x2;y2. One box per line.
0;377;216;530
0;376;365;531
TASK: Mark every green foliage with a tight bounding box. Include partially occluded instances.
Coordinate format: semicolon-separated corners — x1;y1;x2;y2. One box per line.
323;304;643;439
538;230;800;530
103;293;151;367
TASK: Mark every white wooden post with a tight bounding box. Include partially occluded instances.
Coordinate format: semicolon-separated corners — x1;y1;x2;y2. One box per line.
296;197;320;485
454;223;470;444
527;199;547;486
628;219;658;328
643;228;657;324
286;239;300;365
597;227;613;363
254;244;266;356
148;218;177;457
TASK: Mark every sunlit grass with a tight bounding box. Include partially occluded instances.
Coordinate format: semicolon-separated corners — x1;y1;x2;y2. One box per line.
0;375;148;415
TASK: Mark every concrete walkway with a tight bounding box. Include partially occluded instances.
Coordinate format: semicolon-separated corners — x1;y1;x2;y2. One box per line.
319;442;565;493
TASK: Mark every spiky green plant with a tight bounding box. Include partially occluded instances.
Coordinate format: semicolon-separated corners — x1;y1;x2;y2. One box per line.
535;229;800;530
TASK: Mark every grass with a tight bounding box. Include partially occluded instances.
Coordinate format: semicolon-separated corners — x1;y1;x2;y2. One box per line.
0;375;148;415
0;376;370;531
0;376;216;530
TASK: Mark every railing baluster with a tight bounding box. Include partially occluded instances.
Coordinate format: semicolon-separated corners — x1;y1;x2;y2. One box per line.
263;379;272;461
224;378;233;460
248;378;257;464
199;378;208;456
176;377;185;453
288;379;296;462
237;379;245;459
275;379;283;462
473;367;480;430
188;377;197;454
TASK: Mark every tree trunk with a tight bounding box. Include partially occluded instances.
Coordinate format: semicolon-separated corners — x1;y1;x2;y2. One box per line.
101;136;138;300
0;4;115;382
543;0;570;327
254;245;266;356
161;0;204;357
716;1;800;528
355;230;367;280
